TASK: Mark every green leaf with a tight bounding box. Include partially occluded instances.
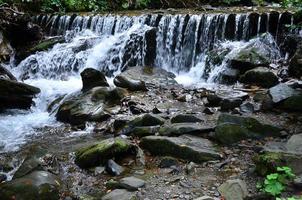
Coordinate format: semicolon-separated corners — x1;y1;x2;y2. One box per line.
264;181;284;196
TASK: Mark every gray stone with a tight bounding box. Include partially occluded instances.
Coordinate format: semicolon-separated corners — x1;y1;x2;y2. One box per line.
105;159;124;176
140;135;221;163
119;176;145;191
131;126;160;138
101;189;136;200
286;133;302;153
269;83;300;104
220;98;243;111
114;75;147;91
218;179;248;200
239;67;279;88
215;114;282;144
56;87;127;125
194;196;217;200
159;123;214;136
207;90;248;107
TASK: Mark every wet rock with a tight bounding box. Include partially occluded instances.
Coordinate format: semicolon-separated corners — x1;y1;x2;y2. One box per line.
140;135;221;163
0;171;61;200
220;98;243;111
131;126;160;138
81;68;109;92
255;134;302;175
207;90;248;107
240;67;279;88
119;176;145;191
105;159;124;176
0;79;40;111
114;75;147;92
159;156;179;168
117;66;177;87
159;123;214;136
0;65;16;80
219;68;240;84
218;179;248;200
269;83;300;104
13;156;42;179
230;48;269;72
75;137;135;169
215;114;282;144
129;113;165;127
56;87;127;125
101;189;136;200
170;114;203;124
203;107;217;115
29;36;64;53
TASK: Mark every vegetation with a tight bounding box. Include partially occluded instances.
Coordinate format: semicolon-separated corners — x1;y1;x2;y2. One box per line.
257;166;301;200
0;0;301;12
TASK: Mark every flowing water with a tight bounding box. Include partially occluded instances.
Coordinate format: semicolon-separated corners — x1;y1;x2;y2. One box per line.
0;10;299;152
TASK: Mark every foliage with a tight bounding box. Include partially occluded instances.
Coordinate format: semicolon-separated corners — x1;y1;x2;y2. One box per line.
257;166;297;198
282;0;302;8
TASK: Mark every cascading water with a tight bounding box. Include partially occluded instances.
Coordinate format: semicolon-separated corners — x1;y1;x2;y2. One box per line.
0;10;298;152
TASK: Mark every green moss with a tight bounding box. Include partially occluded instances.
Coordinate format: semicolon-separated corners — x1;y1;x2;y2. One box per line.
75;138;132;169
254;152;284;176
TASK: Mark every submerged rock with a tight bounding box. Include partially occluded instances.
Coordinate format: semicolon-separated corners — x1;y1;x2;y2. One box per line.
0;79;40;111
81;68;109;92
0;171;61;200
215;114;282;144
140;135;221;163
56;87;127;125
240;67;279;88
75;137;135;169
114;75;147;91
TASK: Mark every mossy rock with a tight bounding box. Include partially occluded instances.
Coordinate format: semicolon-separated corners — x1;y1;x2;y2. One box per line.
29;37;65;53
0;171;61;200
254;150;302;176
75;138;134;169
281;95;302;112
214;114;282;145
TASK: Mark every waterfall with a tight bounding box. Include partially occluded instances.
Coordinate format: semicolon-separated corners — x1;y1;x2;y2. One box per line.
0;10;297;152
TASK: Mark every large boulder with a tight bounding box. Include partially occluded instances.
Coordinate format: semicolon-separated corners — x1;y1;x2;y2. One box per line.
140;135;221;163
56;87;127;125
0;79;40;110
0;171;61;200
239;67;279;88
80;68;109;92
254;134;302;176
214;114;282;145
75;137;136;169
230;47;270;72
113;75;147;91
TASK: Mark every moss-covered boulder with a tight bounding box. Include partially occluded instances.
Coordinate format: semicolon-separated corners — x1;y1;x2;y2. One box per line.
0;171;61;200
214;114;282;145
75;138;136;169
56;87;127;125
239;67;279;88
140;135;221;163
